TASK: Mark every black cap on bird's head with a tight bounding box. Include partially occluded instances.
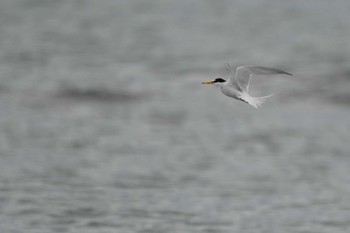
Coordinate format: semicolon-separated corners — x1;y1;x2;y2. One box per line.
213;78;226;83
202;78;226;84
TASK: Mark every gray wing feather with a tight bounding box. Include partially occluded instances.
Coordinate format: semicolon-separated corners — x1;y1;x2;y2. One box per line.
232;65;292;92
225;63;242;90
243;66;292;76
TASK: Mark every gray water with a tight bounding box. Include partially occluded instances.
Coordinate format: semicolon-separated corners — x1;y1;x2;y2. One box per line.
1;1;350;232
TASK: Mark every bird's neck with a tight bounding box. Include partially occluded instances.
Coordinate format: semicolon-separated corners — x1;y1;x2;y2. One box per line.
214;82;226;88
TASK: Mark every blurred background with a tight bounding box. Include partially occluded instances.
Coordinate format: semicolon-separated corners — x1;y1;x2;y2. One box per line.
1;0;350;232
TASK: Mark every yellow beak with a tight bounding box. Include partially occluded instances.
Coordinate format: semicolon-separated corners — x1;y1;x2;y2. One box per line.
202;81;214;84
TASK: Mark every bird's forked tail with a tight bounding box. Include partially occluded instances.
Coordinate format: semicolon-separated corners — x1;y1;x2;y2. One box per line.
238;92;274;109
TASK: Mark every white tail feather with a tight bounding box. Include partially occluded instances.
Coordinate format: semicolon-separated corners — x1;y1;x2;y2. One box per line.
238;92;274;109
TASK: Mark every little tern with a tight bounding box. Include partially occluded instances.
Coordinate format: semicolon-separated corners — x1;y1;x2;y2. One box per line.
202;64;292;108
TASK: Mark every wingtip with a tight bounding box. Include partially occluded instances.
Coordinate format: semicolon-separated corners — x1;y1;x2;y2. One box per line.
225;62;234;72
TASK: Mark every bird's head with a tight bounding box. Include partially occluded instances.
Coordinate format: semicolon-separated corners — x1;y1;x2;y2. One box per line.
202;78;226;85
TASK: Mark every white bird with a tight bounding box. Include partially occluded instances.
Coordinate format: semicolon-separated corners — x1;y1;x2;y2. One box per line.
202;64;292;108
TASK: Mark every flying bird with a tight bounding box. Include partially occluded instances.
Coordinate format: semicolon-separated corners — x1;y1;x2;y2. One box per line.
202;64;292;108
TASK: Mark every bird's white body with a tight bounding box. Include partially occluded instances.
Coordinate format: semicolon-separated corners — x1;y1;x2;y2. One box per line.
203;64;292;108
215;81;271;108
217;83;240;98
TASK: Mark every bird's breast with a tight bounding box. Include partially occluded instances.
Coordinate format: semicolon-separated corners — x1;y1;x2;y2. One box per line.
221;85;240;99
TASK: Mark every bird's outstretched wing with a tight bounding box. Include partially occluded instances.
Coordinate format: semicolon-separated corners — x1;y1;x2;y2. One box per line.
229;65;292;92
225;63;242;90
